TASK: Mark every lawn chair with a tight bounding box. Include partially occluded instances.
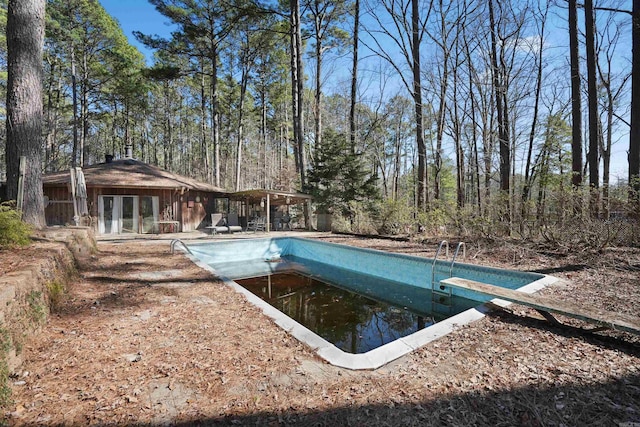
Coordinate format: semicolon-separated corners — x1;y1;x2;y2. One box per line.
281;214;292;231
206;213;226;235
247;216;266;233
226;212;243;233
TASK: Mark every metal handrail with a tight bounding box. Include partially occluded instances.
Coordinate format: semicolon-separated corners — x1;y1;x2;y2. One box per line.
431;240;449;290
170;239;192;255
449;242;466;276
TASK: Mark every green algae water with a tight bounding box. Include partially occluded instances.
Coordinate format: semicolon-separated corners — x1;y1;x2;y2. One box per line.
234;266;478;354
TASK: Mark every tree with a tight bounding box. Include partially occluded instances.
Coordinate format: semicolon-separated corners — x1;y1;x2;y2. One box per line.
249;18;289;189
585;0;600;211
349;0;359;154
426;0;458;201
521;2;548;219
569;0;583;188
5;0;46;227
631;0;640;197
595;10;631;218
228;4;269;191
289;0;307;188
363;0;432;211
488;0;510;198
136;0;239;187
307;128;378;218
410;0;428;210
304;0;349;154
47;0;143;167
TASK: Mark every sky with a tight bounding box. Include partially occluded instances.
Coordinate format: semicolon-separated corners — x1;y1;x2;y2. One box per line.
99;0;175;64
99;0;631;182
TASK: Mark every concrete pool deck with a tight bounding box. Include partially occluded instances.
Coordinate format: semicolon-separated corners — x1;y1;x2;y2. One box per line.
96;229;331;242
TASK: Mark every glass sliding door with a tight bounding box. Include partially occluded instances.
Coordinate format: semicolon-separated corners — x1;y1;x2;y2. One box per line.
120;196;138;233
140;196;159;234
100;196;117;234
99;195;147;234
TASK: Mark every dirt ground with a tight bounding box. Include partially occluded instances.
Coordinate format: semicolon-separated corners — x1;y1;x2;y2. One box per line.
3;234;640;426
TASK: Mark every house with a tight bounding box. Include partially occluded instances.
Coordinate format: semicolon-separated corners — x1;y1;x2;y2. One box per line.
42;156;229;235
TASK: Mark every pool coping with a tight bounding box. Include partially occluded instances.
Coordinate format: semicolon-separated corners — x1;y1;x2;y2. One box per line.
183;237;561;370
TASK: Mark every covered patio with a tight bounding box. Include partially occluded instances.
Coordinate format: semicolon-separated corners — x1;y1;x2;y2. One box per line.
230;189;313;232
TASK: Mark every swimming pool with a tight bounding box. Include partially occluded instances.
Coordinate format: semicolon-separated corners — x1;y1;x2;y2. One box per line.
185;237;557;369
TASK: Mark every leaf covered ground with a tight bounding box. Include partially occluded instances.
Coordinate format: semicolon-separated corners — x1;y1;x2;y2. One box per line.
3;234;640;426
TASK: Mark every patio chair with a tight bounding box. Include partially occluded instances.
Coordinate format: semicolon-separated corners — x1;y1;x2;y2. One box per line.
226;212;243;233
247;216;266;233
205;213;227;235
281;214;292;231
272;212;282;230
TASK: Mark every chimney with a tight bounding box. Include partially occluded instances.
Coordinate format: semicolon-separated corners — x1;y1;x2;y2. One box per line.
105;154;114;163
124;144;133;159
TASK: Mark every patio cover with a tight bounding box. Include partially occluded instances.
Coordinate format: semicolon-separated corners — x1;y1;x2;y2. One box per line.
231;189;312;206
231;189;312;231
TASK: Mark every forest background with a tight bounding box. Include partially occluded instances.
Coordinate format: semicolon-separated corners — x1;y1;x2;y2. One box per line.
1;0;639;245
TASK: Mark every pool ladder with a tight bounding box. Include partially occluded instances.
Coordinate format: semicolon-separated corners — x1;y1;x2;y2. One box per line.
431;241;466;313
170;239;193;255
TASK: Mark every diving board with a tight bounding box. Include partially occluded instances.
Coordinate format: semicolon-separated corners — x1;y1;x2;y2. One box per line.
440;277;640;336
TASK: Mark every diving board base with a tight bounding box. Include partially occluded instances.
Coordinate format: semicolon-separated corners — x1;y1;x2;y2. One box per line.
440;277;640;336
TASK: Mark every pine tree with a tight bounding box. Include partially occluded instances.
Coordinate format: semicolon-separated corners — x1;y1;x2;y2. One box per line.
307;129;378;219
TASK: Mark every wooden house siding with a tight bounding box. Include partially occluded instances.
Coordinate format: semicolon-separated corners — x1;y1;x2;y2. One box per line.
43;185;219;233
42;159;230;234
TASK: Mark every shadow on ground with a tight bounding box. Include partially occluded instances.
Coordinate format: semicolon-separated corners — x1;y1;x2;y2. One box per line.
101;373;640;426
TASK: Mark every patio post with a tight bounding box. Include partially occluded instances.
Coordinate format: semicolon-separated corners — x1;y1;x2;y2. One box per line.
266;193;271;232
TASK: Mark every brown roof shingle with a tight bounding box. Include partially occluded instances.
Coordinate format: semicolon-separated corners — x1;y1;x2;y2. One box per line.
42;159;227;193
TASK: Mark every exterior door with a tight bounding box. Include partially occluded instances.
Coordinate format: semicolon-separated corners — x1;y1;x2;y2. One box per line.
101;196;117;234
140;196;159;234
99;195;140;234
120;196;138;233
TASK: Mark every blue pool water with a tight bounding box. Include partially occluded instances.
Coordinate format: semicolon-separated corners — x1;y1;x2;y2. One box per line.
186;237;551;367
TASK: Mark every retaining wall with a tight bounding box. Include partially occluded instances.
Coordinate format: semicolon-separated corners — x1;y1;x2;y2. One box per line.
0;227;94;372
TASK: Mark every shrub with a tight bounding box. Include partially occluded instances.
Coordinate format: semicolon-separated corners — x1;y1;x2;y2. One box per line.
27;291;47;325
0;202;32;249
0;326;12;408
47;280;67;312
377;199;415;235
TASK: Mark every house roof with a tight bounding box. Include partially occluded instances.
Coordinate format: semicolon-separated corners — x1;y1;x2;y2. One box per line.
42;159;227;193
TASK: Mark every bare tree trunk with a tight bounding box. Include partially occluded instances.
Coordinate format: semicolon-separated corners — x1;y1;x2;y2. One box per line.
489;0;511;224
432;0;451;201
569;0;583;188
349;0;359;155
81;50;89;166
412;0;428;210
522;4;546;223
199;60;211;183
462;21;482;213
261;91;268;188
210;44;221;187
235;66;248;192
71;49;79;168
393;122;402;201
163;81;171;170
5;0;46;227
44;59;56;171
585;0;600;216
314;12;323;155
630;1;640;198
290;0;306;188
